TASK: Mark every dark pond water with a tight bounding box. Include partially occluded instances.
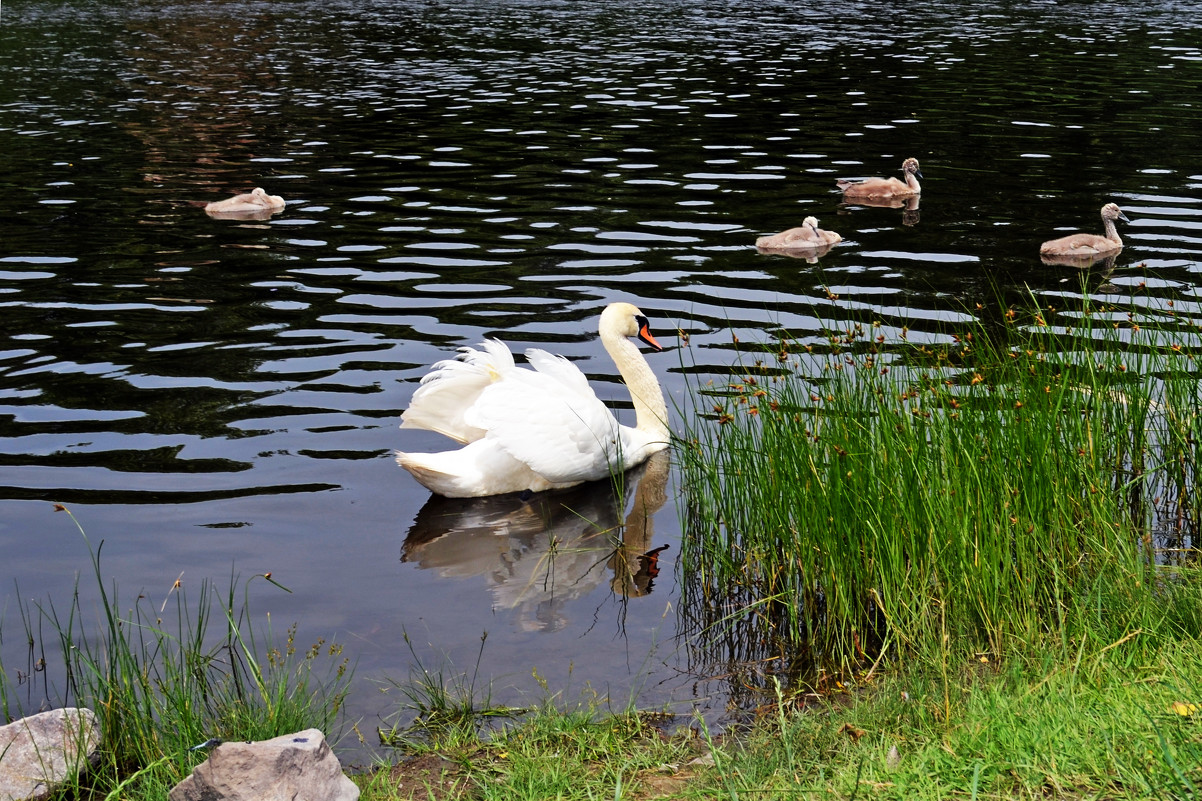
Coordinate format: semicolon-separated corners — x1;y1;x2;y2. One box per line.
3;0;1202;757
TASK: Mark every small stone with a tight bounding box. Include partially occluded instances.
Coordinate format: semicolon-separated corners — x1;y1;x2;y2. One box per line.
169;729;358;801
0;707;101;801
687;753;716;767
886;743;901;770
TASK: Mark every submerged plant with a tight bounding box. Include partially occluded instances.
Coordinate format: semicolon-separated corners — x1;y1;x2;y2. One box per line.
676;294;1202;694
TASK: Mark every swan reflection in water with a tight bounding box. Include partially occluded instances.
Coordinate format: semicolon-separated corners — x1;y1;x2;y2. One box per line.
402;451;671;632
1041;250;1119;271
839;194;921;226
1043;251;1122;292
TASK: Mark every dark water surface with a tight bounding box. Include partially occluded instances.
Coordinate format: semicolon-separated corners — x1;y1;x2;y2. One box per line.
3;0;1202;756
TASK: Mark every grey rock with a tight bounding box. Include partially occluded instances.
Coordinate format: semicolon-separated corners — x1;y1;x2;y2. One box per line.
0;707;101;801
169;729;358;801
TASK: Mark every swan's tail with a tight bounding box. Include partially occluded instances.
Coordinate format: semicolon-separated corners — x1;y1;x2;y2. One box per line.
397;443;559;499
395;451;466;497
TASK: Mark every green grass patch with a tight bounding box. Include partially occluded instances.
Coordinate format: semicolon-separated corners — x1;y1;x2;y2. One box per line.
356;292;1202;801
376;630;529;752
706;636;1202;799
361;701;707;801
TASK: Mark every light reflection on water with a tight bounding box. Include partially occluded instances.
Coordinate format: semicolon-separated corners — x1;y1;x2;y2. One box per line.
2;0;1201;757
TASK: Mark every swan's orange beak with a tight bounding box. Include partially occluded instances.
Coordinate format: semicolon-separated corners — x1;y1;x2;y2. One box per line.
637;320;663;352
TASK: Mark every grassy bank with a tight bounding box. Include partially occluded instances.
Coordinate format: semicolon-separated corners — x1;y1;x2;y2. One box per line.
355;638;1202;799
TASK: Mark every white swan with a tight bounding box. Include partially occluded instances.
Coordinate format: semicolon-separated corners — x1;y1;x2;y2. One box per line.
396;302;670;498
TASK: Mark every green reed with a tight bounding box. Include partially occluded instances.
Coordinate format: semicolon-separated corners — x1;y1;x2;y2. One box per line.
0;505;352;800
677;297;1202;683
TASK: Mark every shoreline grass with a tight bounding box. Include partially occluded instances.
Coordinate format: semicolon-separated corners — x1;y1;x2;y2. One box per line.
0;504;352;800
352;637;1202;800
676;293;1202;692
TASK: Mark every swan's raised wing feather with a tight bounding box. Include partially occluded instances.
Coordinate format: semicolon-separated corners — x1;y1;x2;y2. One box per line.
523;348;592;394
400;339;515;444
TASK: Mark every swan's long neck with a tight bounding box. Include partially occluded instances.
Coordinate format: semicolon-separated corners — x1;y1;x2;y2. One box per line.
1102;215;1122;246
905;170;922;193
603;332;669;440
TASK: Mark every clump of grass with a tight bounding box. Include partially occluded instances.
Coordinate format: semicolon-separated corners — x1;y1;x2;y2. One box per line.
467;705;695;801
0;504;353;800
377;631;528;752
676;294;1202;688
361;696;703;801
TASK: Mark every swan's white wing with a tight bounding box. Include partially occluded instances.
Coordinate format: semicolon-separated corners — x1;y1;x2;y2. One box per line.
523;348;592;395
466;361;626;485
400;340;516;443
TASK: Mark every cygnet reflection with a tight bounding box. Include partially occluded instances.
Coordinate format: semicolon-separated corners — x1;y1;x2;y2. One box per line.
839;194;921;226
